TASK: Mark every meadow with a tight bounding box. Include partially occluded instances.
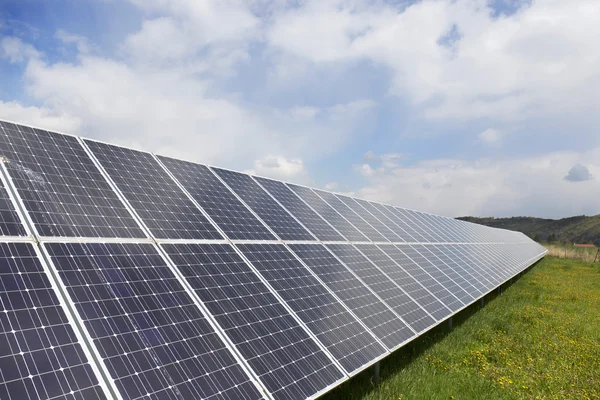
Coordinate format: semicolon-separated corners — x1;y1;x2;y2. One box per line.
323;256;600;400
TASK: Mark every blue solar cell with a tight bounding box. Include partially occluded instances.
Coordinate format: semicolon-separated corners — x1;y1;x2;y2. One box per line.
0;242;107;400
235;243;386;375
0;121;145;238
44;242;262;400
162;243;344;400
84;140;222;240
333;196;401;242
157;156;275;241
288;243;414;349
212;168;315;241
286;184;368;242
254;177;344;241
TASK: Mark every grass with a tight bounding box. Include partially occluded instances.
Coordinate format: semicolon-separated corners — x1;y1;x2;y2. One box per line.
544;243;599;263
323;256;600;400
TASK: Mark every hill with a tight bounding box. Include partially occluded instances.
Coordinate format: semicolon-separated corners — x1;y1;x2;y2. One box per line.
457;214;600;245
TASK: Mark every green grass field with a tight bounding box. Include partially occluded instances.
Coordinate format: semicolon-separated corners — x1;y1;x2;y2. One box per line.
323;256;600;400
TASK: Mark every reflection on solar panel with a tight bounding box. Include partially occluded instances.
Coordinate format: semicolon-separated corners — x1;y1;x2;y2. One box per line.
313;190;387;242
0;120;548;400
212;168;315;241
0;243;106;400
0;121;145;238
0;174;26;236
235;243;386;374
161;243;344;400
84;140;222;240
157;156;275;241
287;243;414;349
334;196;401;242
254;177;344;242
326;244;435;333
44;242;262;400
287;184;368;242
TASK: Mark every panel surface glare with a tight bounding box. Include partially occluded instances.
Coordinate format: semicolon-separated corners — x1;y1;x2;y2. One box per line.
162;243;344;400
212;168;315;241
288;243;414;349
254;177;344;241
379;245;463;313
84;140;222;240
0;242;106;400
354;244;450;322
286;184;368;242
326;244;434;333
313;190;387;242
0;121;145;238
157;156;275;241
235;243;386;375
0;176;26;236
45;242;262;400
333;196;401;242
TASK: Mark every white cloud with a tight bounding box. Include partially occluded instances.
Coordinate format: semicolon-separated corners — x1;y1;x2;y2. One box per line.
354;148;600;218
246;155;310;184
56;30;92;54
0;101;81;133
324;182;338;191
478;128;503;147
1;36;40;62
564;164;593;182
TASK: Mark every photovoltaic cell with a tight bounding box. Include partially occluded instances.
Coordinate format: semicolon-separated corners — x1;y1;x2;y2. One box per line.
354;245;450;322
0;175;26;236
162;243;344;400
44;242;262;400
84;140;222;240
351;199;409;242
377;205;425;242
288;243;414;349
333;196;400;242
326;244;434;333
380;245;463;313
0;242;106;400
0;121;145;238
313;190;387;242
286;185;368;242
212;168;315;241
254;177;344;242
394;209;437;242
429;245;490;293
156;156;275;241
235;243;386;375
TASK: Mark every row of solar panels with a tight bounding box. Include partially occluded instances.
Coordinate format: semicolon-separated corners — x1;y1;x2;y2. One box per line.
0;120;547;400
0;120;526;244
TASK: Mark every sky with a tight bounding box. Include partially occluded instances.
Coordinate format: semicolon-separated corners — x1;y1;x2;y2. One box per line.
0;0;598;219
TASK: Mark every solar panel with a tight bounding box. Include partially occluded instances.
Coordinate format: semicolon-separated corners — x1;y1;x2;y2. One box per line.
0;121;145;238
235;243;386;375
434;245;494;291
253;177;345;242
313;190;388;242
212;168;315;241
161;243;345;400
0;174;27;237
351;199;410;242
455;244;506;285
44;242;262;400
286;185;368;242
156;156;275;241
287;243;414;349
0;242;107;400
333;196;401;242
377;204;426;242
393;209;437;242
354;244;451;322
326;244;435;333
379;245;463;312
417;245;482;298
83;140;222;240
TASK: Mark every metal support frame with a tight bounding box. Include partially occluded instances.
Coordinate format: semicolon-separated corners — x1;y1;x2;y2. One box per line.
373;361;381;386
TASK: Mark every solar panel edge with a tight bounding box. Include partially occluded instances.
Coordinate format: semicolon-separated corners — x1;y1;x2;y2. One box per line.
35;242;117;400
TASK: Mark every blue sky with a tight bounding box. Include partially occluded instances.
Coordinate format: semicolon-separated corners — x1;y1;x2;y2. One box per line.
1;0;599;218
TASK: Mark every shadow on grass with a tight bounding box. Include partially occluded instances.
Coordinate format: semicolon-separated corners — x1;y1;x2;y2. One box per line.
321;260;542;400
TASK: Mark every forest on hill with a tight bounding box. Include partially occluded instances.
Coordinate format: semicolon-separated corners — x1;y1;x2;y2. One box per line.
458;214;600;246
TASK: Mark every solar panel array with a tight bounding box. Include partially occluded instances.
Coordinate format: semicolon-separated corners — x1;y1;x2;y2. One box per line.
0;119;547;400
